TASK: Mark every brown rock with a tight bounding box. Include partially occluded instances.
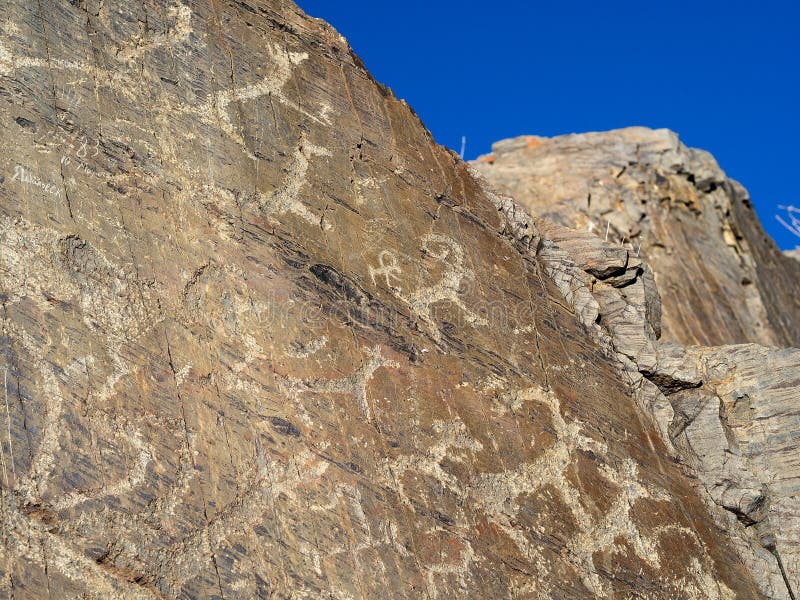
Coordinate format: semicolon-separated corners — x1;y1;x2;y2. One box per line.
0;2;782;599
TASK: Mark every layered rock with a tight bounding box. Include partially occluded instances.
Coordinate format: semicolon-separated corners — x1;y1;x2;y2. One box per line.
503;213;800;598
660;344;800;599
472;129;800;347
0;1;776;598
471;133;800;598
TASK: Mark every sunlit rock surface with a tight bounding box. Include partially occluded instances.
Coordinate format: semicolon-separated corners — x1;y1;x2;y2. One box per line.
472;128;800;347
0;1;794;598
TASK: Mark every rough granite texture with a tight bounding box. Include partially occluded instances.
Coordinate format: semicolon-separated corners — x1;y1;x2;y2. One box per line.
472;129;800;348
0;1;795;599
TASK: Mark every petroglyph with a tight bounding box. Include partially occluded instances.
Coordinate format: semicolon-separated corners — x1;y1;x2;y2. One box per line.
369;250;402;290
156;445;329;593
286;335;328;358
284;346;399;421
424;535;477;599
0;217;79;307
1;2;190;78
199;44;329;159
0;219;158;508
1;367;15;486
6;321;67;502
52;415;152;511
259;138;332;229
174;363;193;386
57;234;156;343
401;234;487;339
386;418;483;506
0;37;85;77
3;323;153;509
467;387;723;596
116;2;193;63
1;492;159;599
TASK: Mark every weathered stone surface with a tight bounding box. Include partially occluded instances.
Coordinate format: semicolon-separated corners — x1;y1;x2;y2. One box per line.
472;128;800;347
0;1;773;598
473;139;800;599
520;211;800;599
654;344;800;600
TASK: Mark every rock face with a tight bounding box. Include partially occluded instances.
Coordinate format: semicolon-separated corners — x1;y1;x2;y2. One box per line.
0;1;794;599
658;344;800;599
472;129;800;347
473;131;800;598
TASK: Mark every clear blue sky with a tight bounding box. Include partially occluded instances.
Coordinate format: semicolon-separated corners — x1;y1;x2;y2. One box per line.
296;0;800;250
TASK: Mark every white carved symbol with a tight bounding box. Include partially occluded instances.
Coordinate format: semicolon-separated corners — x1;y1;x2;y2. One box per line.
76;136;89;159
284;346;398;421
402;234;487;339
369;250;402;289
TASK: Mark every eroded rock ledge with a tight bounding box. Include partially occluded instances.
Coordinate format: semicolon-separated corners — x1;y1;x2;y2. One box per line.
472;128;800;348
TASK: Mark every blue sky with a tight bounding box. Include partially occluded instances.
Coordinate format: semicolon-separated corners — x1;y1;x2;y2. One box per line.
296;0;800;250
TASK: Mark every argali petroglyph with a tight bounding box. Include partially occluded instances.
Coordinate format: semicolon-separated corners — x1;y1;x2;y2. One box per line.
283;345;399;421
382;385;731;597
259;138;333;229
399;234;488;340
467;386;726;597
198;44;331;160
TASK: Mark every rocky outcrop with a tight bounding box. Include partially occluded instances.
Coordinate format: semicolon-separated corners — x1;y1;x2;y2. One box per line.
660;344;800;599
471;133;800;598
493;208;800;599
0;1;794;599
472;129;800;347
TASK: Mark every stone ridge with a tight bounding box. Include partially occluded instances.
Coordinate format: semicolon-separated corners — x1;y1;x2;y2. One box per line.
472;127;800;348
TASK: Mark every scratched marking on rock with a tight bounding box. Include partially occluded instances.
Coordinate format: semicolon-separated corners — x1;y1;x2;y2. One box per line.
467;386;726;597
197;44;330;160
285;335;328;358
10;164;61;197
116;2;192;64
369;250;402;290
383;385;731;597
1;367;15;486
259;138;332;229
400;234;487;339
283;346;398;421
